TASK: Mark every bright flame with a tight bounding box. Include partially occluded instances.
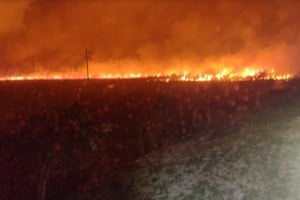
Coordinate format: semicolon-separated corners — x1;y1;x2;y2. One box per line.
0;67;293;82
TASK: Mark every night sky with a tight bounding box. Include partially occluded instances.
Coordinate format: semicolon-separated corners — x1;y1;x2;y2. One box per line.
1;0;300;76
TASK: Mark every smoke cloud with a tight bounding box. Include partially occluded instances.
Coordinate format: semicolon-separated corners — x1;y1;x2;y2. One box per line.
1;0;300;75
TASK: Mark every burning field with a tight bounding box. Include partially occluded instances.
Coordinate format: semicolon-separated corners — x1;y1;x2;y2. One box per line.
2;0;300;199
1;78;300;200
0;68;293;82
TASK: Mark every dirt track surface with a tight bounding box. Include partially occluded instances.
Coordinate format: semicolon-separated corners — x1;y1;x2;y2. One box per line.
131;106;300;200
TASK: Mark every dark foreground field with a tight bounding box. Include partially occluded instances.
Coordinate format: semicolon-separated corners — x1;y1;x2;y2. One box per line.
1;79;300;200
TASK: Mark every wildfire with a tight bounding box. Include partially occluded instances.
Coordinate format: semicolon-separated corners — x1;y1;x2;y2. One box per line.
0;68;293;82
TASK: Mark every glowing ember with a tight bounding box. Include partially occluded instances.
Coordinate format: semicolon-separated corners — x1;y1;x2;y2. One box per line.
0;68;292;82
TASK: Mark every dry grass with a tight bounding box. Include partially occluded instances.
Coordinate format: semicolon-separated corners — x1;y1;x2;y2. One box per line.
130;101;300;200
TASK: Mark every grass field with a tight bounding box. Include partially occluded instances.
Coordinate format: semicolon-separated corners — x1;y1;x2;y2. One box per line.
1;79;300;200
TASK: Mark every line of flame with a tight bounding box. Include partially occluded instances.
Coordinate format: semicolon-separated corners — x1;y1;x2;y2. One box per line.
0;68;293;82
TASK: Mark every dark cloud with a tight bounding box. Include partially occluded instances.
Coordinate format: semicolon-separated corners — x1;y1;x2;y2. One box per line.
1;0;300;75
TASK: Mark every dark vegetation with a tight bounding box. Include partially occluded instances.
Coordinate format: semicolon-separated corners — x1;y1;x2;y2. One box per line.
1;79;300;200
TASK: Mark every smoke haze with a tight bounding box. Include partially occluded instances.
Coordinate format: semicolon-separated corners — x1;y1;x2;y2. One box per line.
1;0;300;75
